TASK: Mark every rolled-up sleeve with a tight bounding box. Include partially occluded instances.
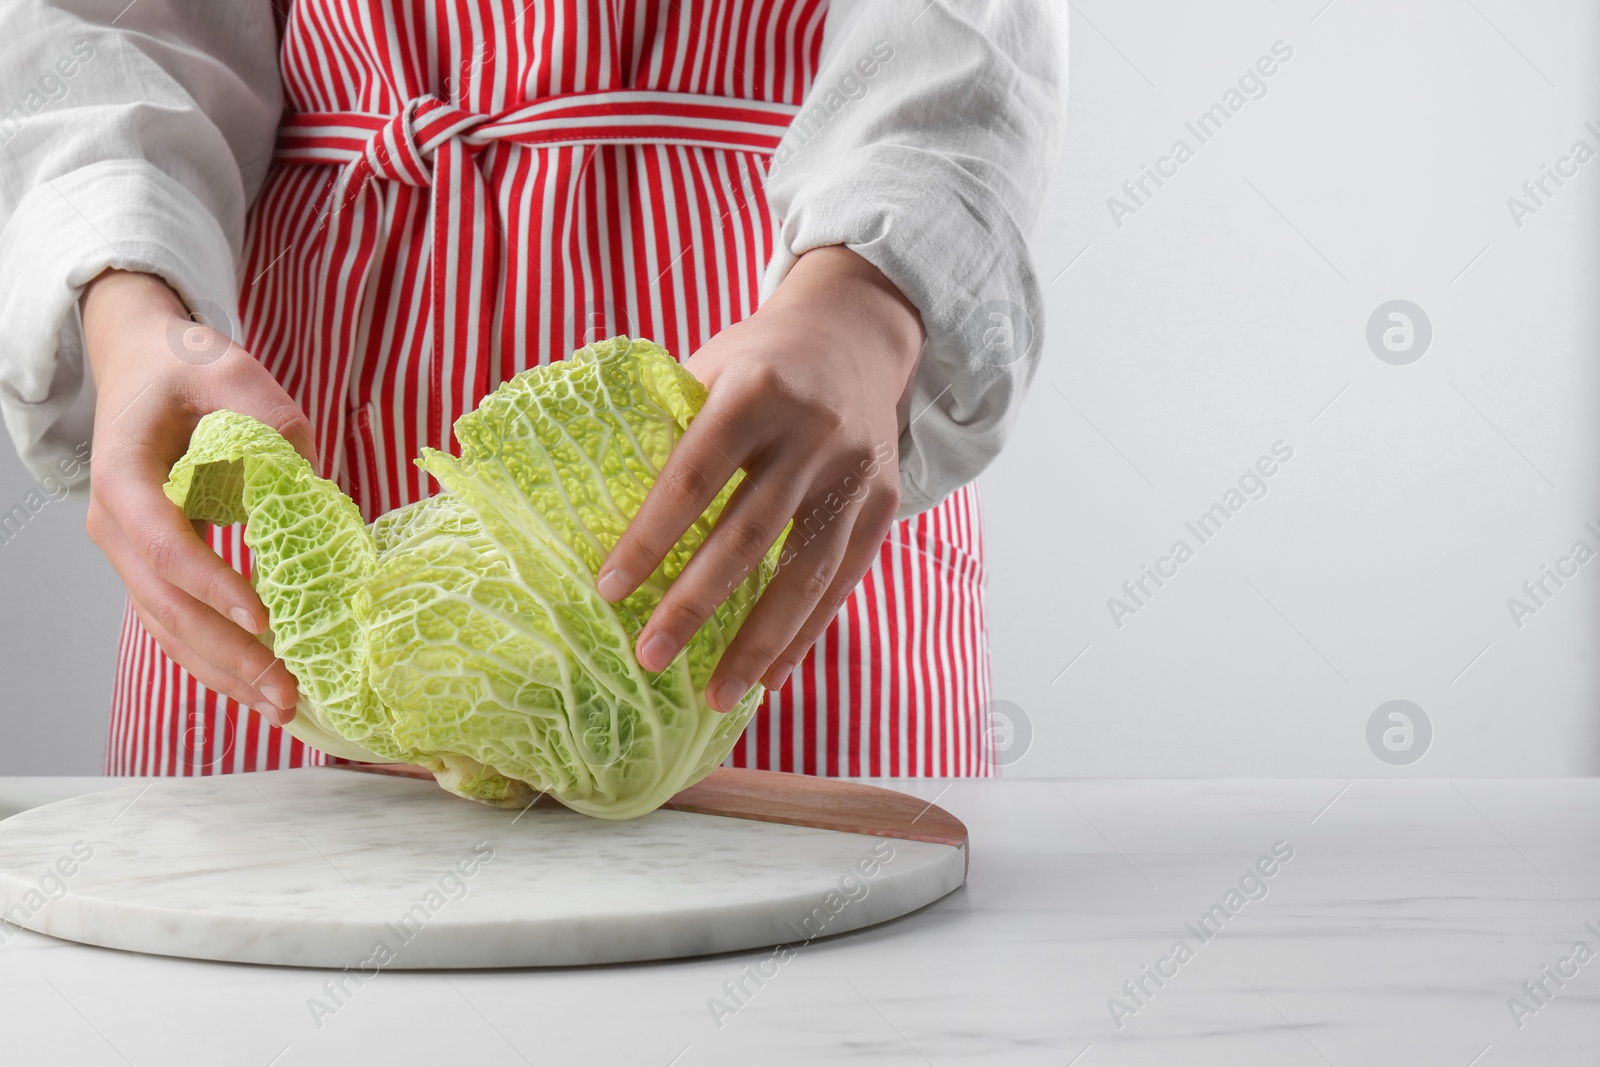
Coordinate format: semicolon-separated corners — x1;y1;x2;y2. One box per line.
759;0;1066;518
0;0;281;493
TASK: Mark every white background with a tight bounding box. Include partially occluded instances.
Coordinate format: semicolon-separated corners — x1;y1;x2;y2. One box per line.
2;0;1596;777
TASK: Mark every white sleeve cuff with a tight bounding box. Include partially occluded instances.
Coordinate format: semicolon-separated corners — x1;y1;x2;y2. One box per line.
0;159;243;494
761;144;1049;518
758;0;1066;519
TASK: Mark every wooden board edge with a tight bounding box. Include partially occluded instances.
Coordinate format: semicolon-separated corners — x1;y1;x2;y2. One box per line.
328;764;969;854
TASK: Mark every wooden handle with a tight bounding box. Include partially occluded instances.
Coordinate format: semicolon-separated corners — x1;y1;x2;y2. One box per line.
665;767;966;850
333;764;968;854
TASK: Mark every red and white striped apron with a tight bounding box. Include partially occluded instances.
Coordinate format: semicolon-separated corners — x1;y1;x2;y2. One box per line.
106;0;992;780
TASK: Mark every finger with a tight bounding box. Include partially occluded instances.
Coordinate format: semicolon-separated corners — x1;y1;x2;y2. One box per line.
95;454;269;635
596;405;746;604
132;603;297;727
177;350;317;466
704;492;861;712
234;376;318;466
94;515;298;720
762;494;897;691
632;469;806;673
140;590;299;723
129;602;293;725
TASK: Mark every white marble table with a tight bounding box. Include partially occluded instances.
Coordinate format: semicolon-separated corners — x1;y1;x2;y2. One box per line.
1;776;1596;1065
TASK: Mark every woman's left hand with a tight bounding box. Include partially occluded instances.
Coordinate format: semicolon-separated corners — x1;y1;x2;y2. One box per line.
596;244;924;711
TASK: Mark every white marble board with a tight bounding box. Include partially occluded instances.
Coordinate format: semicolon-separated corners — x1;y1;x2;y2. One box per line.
0;768;964;968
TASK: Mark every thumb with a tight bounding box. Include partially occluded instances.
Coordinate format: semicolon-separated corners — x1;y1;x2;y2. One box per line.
681;349;715;387
681;341;728;392
196;356;320;469
232;388;317;469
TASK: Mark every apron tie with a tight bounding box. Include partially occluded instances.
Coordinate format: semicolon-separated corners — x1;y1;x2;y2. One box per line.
359;94;483;185
273;89;800;482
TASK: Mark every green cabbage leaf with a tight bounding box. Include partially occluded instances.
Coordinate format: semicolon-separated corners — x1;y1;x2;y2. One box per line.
164;337;779;819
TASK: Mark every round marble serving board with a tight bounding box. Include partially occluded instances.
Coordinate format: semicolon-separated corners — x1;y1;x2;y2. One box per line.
0;768;965;969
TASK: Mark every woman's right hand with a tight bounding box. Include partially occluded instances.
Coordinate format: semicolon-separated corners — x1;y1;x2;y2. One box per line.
82;269;313;725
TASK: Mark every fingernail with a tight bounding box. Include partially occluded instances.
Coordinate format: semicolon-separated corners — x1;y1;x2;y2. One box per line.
712;677;750;713
231;607;260;633
596;565;632;602
254;702;283;725
261;684;292;710
766;663;794;691
636;632;676;672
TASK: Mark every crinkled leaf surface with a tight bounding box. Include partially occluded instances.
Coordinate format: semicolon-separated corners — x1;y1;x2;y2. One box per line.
164;337;781;819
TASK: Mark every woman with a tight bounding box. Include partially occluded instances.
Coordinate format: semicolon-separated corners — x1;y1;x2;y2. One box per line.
0;0;1063;779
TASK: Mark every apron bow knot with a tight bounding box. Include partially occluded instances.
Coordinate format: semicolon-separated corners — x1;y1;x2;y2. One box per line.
361;95;485;187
